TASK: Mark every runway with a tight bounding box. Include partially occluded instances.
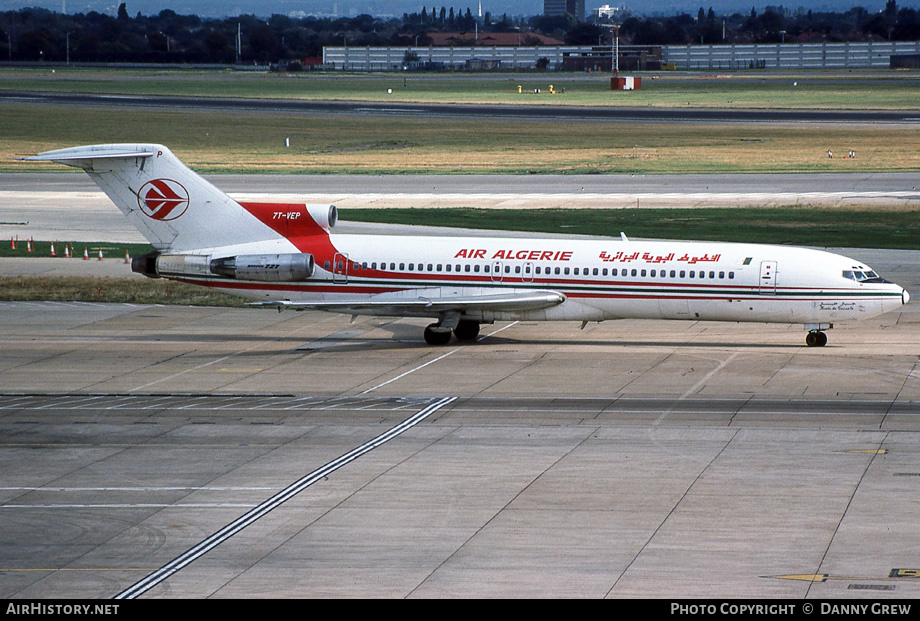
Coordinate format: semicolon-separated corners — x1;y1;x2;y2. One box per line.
2;172;918;245
4;91;920;124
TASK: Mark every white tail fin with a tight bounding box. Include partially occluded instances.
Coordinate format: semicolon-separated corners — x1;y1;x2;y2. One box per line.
26;144;277;252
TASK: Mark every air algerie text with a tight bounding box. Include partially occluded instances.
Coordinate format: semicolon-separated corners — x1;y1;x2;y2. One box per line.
454;249;573;261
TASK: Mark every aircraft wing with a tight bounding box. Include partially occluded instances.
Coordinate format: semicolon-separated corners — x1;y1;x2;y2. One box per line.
247;287;565;316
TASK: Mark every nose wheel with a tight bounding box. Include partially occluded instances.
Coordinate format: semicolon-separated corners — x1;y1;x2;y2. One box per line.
805;331;828;347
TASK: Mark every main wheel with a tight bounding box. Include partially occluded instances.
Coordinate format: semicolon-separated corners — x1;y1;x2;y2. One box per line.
453;320;480;341
424;324;451;345
805;331;827;347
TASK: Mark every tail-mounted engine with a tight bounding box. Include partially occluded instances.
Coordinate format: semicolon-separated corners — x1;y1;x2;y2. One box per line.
132;251;316;282
131;251;161;278
209;253;315;282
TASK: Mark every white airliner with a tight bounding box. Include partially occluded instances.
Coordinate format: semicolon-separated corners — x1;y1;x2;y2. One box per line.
27;143;909;347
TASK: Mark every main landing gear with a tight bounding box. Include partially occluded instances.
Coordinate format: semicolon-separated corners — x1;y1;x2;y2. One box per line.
423;319;480;345
805;330;828;347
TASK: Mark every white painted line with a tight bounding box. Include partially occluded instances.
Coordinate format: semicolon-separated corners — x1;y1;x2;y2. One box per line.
113;396;456;600
358;322;519;395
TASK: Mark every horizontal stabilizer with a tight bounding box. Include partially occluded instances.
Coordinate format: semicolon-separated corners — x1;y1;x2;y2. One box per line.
23;144;157;167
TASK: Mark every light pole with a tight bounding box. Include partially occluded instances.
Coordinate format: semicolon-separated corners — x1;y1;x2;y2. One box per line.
610;24;619;76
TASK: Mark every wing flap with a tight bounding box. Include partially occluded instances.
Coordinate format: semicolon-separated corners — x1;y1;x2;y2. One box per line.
248;288;565;315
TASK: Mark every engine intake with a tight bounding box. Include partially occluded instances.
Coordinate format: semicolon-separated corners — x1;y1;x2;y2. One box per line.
210;253;315;282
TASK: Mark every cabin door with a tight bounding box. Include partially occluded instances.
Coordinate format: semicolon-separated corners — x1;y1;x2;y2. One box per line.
759;261;777;294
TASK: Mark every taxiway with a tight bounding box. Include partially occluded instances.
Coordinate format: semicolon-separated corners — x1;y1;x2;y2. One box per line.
0;292;918;598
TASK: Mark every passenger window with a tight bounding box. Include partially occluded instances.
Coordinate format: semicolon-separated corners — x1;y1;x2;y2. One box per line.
612;269;618;276
564;268;570;275
689;271;695;278
719;271;724;279
640;269;646;277
324;261;330;269
555;267;561;275
728;272;734;279
574;268;580;275
670;270;676;278
680;271;686;278
465;265;471;272
602;268;608;276
631;269;637;277
650;270;656;277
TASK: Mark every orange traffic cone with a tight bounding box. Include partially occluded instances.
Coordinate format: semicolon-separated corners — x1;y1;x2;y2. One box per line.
64;245;70;258
10;236;15;250
50;242;56;256
83;247;89;260
97;248;104;261
124;249;130;264
26;239;32;252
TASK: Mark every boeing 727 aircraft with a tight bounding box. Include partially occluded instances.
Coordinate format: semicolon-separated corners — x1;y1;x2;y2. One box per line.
27;144;909;346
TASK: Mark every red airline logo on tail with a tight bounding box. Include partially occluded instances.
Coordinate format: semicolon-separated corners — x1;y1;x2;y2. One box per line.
137;179;189;221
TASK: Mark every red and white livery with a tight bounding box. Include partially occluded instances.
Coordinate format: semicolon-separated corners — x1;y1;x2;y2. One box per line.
27;143;909;346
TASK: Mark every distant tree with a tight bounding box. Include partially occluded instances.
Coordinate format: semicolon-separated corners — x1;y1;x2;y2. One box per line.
248;25;276;62
565;22;606;45
117;3;129;20
885;0;898;25
205;31;233;62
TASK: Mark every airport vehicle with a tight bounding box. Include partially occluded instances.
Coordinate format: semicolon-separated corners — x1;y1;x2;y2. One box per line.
27;144;909;346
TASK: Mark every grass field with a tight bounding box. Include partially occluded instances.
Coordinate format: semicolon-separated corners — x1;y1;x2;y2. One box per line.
4;101;919;175
0;275;241;306
341;206;920;249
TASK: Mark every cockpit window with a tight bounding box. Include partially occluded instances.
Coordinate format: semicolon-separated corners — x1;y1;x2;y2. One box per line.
842;270;886;283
